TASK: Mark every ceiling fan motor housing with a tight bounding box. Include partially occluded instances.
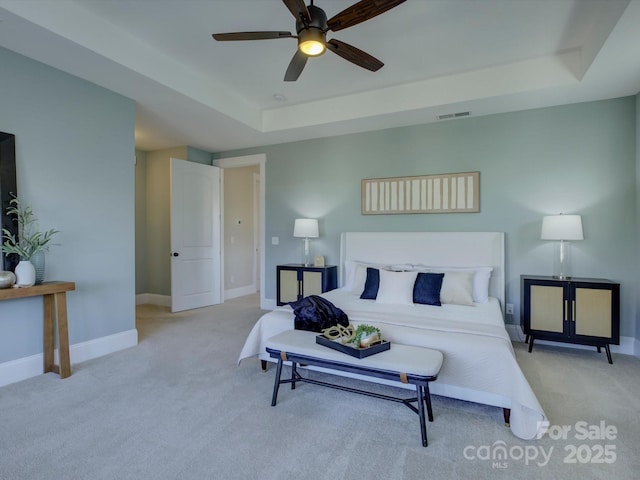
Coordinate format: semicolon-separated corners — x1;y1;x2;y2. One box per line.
296;5;328;56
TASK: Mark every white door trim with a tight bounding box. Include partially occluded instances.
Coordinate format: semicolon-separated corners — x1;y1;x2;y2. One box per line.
253;172;260;292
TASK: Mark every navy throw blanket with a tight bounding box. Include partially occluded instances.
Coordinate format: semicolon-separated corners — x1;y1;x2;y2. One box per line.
290;295;349;333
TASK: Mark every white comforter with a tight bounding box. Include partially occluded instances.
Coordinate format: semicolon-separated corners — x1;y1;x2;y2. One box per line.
238;289;546;440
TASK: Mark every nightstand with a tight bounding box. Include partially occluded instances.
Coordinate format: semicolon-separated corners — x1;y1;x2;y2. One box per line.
521;275;620;363
276;264;337;306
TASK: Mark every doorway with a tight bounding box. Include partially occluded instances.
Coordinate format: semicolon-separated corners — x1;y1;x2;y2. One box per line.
214;154;266;309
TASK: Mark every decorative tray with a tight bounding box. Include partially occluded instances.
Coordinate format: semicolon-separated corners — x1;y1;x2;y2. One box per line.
316;334;391;359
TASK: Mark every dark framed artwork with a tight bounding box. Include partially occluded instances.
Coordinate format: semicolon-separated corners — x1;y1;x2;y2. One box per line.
0;132;18;271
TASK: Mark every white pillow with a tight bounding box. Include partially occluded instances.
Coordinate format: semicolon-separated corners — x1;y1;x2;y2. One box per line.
386;264;414;272
375;270;418;305
351;263;369;294
343;260;357;290
344;261;385;294
430;266;493;303
410;264;431;273
439;271;474;306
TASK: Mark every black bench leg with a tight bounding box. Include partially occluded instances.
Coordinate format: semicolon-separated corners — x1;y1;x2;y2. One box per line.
416;385;428;447
270;357;284;406
291;361;297;390
423;385;434;422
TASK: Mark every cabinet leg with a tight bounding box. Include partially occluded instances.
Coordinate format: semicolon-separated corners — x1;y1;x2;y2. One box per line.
528;336;534;353
604;344;613;364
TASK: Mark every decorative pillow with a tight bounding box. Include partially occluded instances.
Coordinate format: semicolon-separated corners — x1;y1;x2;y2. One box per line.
439;271;474;306
413;272;445;306
430;266;493;303
359;267;380;299
376;269;418;305
346;261;385;294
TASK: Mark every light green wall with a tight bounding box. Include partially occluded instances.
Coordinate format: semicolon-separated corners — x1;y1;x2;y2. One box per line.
0;47;136;363
187;146;214;165
144;147;186;296
215;97;638;337
135;149;148;294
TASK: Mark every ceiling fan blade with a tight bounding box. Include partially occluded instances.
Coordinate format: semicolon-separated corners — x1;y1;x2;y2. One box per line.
326;39;383;72
327;0;406;32
282;0;311;23
212;31;293;41
284;50;308;81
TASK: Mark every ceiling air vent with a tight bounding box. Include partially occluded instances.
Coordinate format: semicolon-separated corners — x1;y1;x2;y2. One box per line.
437;111;471;121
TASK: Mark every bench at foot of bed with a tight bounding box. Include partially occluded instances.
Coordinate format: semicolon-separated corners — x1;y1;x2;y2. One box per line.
264;330;443;447
263;355;512;429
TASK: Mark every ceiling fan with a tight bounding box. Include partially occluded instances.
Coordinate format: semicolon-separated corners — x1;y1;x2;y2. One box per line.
212;0;407;81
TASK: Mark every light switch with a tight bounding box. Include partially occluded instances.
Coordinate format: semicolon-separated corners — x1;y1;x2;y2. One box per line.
272;236;279;245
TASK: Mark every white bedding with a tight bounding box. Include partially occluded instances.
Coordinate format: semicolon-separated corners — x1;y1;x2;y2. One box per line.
238;288;547;440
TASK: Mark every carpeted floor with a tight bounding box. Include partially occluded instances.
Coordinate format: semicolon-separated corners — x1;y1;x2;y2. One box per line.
0;294;638;479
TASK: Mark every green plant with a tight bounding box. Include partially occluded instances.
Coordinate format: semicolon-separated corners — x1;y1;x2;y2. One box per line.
1;195;58;261
353;324;381;348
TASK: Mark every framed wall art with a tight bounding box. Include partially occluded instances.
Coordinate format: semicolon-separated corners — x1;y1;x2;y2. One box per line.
361;171;479;215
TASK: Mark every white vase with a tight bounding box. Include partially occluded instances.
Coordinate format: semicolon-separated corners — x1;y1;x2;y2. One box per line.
15;260;36;287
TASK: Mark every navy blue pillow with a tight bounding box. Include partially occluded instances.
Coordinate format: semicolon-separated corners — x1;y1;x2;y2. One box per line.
413;272;445;306
360;267;380;300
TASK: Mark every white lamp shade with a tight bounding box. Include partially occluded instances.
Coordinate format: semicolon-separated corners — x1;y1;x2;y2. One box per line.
541;215;584;241
293;218;319;238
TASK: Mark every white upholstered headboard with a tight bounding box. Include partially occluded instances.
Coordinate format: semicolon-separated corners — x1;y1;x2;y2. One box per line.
339;231;505;310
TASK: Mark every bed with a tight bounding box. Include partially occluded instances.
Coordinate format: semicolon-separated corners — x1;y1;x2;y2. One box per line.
239;231;546;440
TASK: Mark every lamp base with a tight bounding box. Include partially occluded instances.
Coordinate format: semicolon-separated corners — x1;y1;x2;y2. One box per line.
552;275;572;280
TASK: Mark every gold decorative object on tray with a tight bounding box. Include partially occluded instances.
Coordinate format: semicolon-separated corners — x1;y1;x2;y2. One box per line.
321;324;355;343
318;324;390;358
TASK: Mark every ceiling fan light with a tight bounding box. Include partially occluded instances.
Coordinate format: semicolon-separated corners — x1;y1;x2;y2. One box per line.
300;40;325;56
298;29;326;56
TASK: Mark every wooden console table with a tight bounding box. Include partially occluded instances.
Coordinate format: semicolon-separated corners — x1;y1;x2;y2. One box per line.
0;281;76;378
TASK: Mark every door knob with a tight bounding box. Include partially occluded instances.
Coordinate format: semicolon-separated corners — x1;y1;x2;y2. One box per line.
172;252;179;257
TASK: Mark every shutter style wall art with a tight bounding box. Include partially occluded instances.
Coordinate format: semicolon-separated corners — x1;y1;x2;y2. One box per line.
361;171;479;215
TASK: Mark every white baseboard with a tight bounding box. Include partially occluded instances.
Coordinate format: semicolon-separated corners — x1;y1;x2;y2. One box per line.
0;328;138;388
136;293;170;306
505;323;636;357
224;285;256;300
262;298;277;311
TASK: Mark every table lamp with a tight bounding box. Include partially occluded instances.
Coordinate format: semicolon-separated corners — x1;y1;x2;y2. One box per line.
293;218;319;266
541;214;583;279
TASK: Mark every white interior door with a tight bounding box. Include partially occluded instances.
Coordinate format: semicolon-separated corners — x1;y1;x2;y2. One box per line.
170;158;221;312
